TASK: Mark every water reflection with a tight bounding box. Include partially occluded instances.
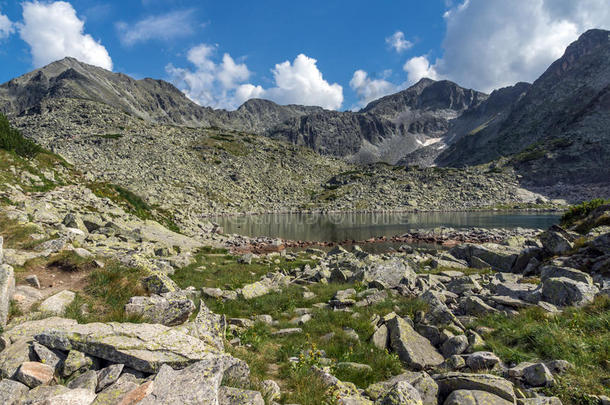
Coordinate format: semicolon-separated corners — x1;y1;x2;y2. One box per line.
213;211;560;242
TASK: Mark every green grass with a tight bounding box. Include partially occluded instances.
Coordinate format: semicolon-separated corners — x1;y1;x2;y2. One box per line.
171;250;317;291
417;265;494;276
200;278;427;400
87;182;180;232
0;113;42;157
96;133;124;140
60;258;147;323
476;296;610;404
561;198;610;230
0;213;47;249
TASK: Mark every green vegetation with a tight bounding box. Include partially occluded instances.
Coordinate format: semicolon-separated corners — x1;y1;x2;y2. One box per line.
0;113;42;157
96;133;124;140
477;296;610;404
171;249;317;291
561;198;610;229
59;255;147;323
0;213;48;250
88;182;180;232
214;282;425;403
199;131;251;157
416;264;494;276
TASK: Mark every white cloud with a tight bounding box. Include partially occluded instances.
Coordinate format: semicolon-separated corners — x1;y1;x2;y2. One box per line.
386;31;413;53
166;44;252;109
19;1;112;70
117;10;195;46
168;50;343;110
263;54;343;109
424;0;610;92
0;9;14;39
349;70;396;108
403;56;439;84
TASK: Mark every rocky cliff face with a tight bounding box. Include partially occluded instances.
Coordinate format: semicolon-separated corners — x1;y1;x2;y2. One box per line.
437;29;610;186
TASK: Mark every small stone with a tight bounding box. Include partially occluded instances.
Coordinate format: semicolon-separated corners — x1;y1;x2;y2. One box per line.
272;328;302;337
523;363;554;387
67;370;98;391
0;379;29;405
26;275;41;289
62;350;94;378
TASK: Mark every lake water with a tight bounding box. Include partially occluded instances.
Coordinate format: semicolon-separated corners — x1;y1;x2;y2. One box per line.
213;211;560;242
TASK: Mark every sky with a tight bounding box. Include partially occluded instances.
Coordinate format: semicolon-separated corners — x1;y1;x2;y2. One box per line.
0;0;608;111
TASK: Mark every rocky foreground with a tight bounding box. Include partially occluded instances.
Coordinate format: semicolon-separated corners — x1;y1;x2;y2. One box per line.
0;158;609;404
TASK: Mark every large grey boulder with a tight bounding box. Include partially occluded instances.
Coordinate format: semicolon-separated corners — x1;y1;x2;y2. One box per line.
375;380;423;405
174;300;226;351
366;371;438;404
35;321;224;373
218;386;265;405
541;277;598;306
39;290;76;315
386;316;444;371
361;259;416;290
434;372;515;403
441;335;469;357
540;227;573;255
522;363;555;387
138;356;231;404
0;378;29;405
458;296;498;316
0;263;15;327
540;265;593;285
16;361;55;388
450;243;520;272
20;385;97;405
141;271;179;294
125;292;195;326
444;389;513;404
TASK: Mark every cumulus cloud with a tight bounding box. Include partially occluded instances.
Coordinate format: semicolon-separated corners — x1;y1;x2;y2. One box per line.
168;50;343;110
349;70;396;108
263;54;343;109
166;44;252;109
386;31;413;53
117;10;196;46
0;9;14;39
19;1;112;70
405;0;610;92
403;56;439;84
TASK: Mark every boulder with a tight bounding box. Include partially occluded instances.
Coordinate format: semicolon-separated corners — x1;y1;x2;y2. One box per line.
0;338;34;378
458;296;498;316
361;259;416;290
218;386;265;405
541;277;598;306
540;265;593;285
125;292;195;326
444;389;513;404
371;324;389;350
522;363;554;387
67;370;99;391
92;374;150;405
0;263;15;327
35;321;224;373
450;243;520;272
32;341;65;371
0;379;29;405
11;285;44;312
434;372;515;403
441;335;469;357
141;271;179;294
376;381;423;405
62;350;95;378
366;371;438;404
21;385;97;405
540;227;573;255
96;363;124;392
39;290;76;315
138;356;231;404
16;361;55;388
465;352;501;371
174;300;226;351
386;316;444;371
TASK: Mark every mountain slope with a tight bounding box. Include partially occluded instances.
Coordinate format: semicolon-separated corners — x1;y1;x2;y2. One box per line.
267;79;488;163
437;29;610;185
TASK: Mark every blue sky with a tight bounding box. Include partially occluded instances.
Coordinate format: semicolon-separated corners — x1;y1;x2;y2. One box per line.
0;0;608;110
